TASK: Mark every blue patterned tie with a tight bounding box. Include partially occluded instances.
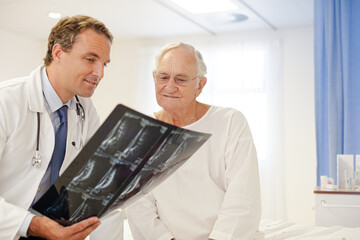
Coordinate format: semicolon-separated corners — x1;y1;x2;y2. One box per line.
50;105;68;185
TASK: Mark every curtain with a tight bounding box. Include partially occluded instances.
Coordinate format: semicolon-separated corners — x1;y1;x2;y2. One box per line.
133;39;284;220
199;41;284;220
315;0;360;185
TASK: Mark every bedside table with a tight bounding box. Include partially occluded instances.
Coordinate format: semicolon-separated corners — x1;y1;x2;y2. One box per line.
314;187;360;227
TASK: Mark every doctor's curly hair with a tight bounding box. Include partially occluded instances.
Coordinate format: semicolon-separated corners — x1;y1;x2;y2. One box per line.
43;15;113;66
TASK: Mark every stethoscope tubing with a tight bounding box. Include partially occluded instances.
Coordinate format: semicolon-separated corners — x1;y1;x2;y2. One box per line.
35;112;40;152
32;95;85;167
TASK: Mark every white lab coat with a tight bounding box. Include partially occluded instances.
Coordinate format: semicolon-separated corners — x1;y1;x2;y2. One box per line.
0;66;123;240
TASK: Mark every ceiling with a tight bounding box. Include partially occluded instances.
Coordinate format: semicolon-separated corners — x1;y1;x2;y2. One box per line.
0;0;313;40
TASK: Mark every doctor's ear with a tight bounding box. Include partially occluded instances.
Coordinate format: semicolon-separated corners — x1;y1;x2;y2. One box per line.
52;43;64;62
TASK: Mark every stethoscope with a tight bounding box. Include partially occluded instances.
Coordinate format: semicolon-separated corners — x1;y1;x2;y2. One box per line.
32;95;85;167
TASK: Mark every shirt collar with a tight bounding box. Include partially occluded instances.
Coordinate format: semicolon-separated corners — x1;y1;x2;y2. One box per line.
41;67;76;113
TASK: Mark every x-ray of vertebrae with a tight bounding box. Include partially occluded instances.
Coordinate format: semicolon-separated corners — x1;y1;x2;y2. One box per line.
33;105;210;226
106;129;208;213
43;112;167;223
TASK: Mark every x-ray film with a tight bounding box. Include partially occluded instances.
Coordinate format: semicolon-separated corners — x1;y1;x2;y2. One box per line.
31;104;211;226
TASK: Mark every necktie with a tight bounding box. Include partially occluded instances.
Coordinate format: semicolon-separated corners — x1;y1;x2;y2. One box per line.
50;105;68;185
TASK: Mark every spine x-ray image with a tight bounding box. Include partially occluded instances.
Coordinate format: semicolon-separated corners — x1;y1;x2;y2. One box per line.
31;104;211;226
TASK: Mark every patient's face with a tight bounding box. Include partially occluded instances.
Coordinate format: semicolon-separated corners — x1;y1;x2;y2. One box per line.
154;47;201;113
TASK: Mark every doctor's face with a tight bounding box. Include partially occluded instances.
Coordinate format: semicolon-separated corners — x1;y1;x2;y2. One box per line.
55;28;111;102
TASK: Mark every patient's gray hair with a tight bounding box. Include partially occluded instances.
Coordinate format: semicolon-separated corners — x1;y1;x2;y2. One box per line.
153;42;207;77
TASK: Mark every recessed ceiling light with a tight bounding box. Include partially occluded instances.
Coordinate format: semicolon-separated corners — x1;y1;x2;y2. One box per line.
48;12;61;19
170;0;238;14
206;13;248;24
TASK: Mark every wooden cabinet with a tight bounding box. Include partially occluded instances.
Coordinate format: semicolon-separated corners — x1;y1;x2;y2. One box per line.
314;187;360;227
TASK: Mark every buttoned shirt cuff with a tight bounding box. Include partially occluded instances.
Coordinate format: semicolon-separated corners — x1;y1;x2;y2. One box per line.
18;213;36;237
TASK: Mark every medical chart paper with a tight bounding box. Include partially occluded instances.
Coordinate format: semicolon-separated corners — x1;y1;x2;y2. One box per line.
30;104;211;226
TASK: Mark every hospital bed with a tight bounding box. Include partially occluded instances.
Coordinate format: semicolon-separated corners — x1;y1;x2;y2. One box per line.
124;219;360;240
257;219;360;240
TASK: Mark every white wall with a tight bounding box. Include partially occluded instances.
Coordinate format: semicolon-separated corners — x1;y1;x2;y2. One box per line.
281;26;316;224
0;25;316;225
0;29;44;81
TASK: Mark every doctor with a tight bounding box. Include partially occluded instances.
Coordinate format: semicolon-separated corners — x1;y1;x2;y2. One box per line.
0;15;123;240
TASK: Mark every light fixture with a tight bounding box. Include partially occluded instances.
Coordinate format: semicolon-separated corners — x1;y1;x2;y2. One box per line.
206;13;248;24
48;12;61;19
170;0;238;14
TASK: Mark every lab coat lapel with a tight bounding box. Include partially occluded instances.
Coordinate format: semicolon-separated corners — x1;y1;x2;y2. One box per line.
28;65;46;113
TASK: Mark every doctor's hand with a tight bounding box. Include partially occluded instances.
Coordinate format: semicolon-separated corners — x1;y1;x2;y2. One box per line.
27;216;101;240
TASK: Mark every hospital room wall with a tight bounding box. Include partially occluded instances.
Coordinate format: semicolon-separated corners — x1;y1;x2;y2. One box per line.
281;26;316;224
0;26;316;225
0;29;44;81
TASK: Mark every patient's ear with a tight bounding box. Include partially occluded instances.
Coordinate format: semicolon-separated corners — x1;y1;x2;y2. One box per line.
196;77;207;97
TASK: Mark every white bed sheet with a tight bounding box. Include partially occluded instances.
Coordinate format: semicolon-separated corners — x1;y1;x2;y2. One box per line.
124;219;360;240
259;219;360;240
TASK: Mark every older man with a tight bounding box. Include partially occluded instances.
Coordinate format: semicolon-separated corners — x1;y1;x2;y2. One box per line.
126;42;262;240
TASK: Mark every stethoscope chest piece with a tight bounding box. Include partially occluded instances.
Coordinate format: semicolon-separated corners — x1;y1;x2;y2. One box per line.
32;150;41;167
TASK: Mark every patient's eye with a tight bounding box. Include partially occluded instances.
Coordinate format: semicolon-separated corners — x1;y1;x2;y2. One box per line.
176;78;187;82
155;74;170;83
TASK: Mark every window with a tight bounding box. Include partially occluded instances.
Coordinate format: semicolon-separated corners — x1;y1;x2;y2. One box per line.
199;42;269;162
